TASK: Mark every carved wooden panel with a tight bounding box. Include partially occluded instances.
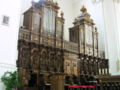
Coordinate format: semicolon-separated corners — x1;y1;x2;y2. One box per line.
64;59;79;76
18;42;30;68
40;49;48;71
56;52;63;72
31;48;39;69
64;60;71;75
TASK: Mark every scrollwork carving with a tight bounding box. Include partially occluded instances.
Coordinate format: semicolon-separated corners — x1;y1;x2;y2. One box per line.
21;47;30;68
56;52;63;72
41;49;48;71
49;52;54;67
31;49;39;69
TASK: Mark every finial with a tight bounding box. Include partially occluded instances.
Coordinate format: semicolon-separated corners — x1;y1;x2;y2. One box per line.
55;2;58;5
95;27;97;32
81;6;87;13
91;19;93;22
75;18;77;21
91;19;95;25
61;11;64;18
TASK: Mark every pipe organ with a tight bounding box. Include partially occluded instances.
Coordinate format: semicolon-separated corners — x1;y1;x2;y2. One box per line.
69;7;98;57
17;0;120;90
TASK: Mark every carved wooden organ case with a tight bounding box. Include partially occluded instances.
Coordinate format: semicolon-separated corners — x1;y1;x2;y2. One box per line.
17;0;65;87
69;7;98;56
69;7;109;75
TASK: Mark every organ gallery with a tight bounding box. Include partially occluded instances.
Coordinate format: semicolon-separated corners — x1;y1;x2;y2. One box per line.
17;0;120;90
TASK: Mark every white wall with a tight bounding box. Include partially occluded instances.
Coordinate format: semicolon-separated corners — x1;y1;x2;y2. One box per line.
0;0;21;89
112;0;120;75
102;0;120;75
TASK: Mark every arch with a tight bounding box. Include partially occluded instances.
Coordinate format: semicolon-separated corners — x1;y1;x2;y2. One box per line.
41;49;48;67
31;48;39;69
21;47;30;67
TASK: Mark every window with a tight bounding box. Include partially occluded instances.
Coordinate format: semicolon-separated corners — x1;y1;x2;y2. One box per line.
2;16;9;25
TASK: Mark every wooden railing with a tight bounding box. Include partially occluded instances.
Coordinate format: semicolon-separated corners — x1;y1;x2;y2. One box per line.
19;28;30;42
